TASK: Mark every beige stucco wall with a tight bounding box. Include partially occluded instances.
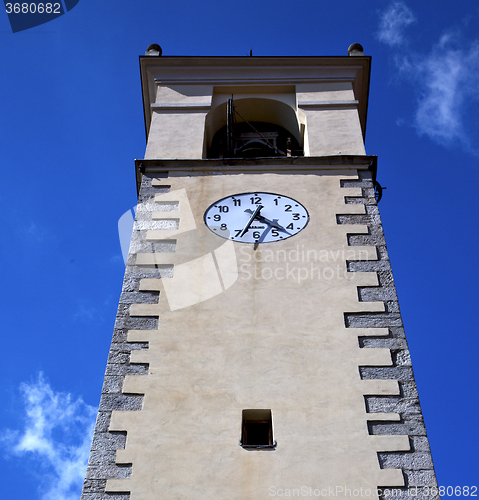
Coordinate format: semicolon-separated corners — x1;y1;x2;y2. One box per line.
297;83;366;156
106;165;406;500
296;81;355;102
302;107;366;156
145;110;208;159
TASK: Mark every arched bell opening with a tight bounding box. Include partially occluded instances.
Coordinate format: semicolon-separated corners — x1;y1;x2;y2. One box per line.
205;97;304;159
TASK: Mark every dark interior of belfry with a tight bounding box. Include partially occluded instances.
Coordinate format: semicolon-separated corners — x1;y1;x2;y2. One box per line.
208;122;303;158
207;98;304;159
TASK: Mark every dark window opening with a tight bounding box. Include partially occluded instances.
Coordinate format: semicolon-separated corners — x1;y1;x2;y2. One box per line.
240;409;276;449
208;122;303;159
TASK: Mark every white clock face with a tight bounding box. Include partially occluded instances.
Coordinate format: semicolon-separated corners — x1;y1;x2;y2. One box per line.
204;192;309;243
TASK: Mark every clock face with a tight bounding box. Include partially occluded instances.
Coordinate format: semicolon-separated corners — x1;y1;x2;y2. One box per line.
204;192;309;243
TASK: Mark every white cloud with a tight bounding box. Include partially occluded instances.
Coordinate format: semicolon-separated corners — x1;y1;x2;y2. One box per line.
377;4;479;153
1;374;96;500
377;2;416;46
412;35;479;150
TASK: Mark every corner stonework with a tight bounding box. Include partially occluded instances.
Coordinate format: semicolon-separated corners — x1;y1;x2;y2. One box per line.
81;174;169;500
340;170;439;499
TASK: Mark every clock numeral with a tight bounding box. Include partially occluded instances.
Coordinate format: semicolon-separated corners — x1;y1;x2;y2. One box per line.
250;196;262;205
214;214;221;221
292;213;300;220
233;199;241;206
220;224;227;230
218;205;229;213
272;229;279;237
284;204;292;212
286;223;294;230
253;231;261;239
274;198;279;205
234;229;242;237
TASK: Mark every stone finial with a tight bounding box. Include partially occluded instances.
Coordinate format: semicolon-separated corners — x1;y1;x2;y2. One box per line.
348;43;364;56
145;44;162;56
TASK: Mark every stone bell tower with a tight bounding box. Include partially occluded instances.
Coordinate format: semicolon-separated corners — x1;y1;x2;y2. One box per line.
81;44;438;500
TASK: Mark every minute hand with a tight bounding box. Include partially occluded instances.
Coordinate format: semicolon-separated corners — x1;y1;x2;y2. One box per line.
244;209;291;234
239;205;263;237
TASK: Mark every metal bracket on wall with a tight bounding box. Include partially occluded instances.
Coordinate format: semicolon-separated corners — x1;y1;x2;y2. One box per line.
373;180;386;203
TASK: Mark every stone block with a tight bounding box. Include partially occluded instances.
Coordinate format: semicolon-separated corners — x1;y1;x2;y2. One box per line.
378;452;434;470
98;394;143;412
105;363;149;376
81;479;107;492
358;286;398;302
91;432;126;451
102;376;124;394
409;435;430;451
111;329;129;343
360;337;408;350
359;366;414;381
348;260;392;272
87;450;118;467
393;349;412;366
378;487;439;500
85;465;132;480
368;420;426;436
385;301;400;313
114;316;158;330
403;470;438;487
345;312;403;328
81;494;130;500
365;396;422;416
93;412;112;433
107;351;131;365
119;291;159;305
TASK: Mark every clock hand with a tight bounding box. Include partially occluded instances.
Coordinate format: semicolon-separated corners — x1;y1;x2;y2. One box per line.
239;205;263;237
244;209;291;234
254;224;272;250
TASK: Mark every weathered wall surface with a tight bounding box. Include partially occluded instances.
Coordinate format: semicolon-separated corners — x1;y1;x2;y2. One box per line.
81;160;438;500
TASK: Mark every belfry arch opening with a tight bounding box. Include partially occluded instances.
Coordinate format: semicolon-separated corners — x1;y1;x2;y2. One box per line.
205;97;304;159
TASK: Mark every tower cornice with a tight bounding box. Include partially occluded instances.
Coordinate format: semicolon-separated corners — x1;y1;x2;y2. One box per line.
134;155;377;194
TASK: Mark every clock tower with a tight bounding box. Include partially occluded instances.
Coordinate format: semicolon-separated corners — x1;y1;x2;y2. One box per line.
81;45;439;500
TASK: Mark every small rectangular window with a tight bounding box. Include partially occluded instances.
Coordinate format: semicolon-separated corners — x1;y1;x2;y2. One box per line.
240;409;276;449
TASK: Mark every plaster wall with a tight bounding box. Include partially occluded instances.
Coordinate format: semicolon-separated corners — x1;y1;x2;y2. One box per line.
144;110;208;159
296;82;366;155
105;165;406;500
156;85;214;104
302;107;366;156
296;81;356;102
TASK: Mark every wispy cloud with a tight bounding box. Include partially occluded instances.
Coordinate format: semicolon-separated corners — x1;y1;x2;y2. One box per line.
1;373;96;500
412;34;479;150
377;1;416;46
377;3;479;154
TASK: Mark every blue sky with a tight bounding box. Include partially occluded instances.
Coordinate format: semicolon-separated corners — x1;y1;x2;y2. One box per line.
1;1;478;498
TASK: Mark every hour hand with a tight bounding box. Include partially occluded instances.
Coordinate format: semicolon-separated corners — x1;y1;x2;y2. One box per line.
244;209;290;234
239;205;263;237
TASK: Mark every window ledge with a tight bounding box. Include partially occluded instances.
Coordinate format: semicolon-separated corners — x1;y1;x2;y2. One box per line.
239;441;277;449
